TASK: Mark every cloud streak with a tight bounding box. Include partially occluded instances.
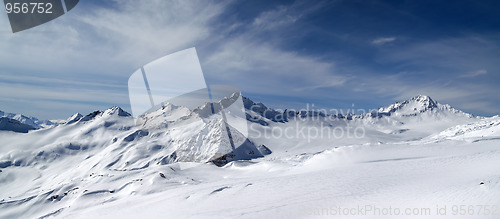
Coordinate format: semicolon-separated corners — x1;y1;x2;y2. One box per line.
372;37;396;45
459;69;487;78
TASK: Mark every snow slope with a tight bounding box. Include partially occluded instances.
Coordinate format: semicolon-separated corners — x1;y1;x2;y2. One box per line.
0;95;499;218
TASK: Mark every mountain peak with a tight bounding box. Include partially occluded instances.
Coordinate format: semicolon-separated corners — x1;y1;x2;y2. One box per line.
67;113;83;120
104;106;131;117
409;95;437;108
78;107;131;122
80;110;103;122
378;95;438;115
242;96;269;113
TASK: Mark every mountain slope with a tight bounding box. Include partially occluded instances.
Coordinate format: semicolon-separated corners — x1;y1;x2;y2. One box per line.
0;95;499;218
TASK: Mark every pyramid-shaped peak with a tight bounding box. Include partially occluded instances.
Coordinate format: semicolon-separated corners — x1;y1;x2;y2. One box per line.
378;95;438;114
67;113;83;121
410;95;437;107
405;95;438;110
104;106;131;117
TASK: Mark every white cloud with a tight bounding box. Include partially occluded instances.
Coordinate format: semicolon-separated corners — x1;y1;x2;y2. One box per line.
251;1;328;31
459;69;487;78
360;36;500;115
0;81;131;118
252;6;300;30
0;82;129;105
348;72;499;115
2;1;497;118
0;73;126;89
0;0;347;118
0;0;226;76
377;36;499;70
371;37;396;45
0;0;227;118
200;1;346;96
202;37;347;97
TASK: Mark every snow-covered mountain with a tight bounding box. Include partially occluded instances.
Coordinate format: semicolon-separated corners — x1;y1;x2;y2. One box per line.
245;95;475;122
1;95;499;218
0;117;37;133
0;109;59;130
243;94;481;153
0;101;263;168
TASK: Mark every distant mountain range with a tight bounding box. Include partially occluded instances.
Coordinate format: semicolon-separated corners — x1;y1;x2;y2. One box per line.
0;95;493;165
1;95;479;133
0;110;59;129
0;95;483;134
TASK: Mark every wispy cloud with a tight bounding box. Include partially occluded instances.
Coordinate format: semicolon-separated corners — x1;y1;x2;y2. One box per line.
0;82;129;105
371;37;396;45
377;36;499;70
0;0;342;118
459;69;487;78
0;0;227;119
0;0;226;75
346;70;500;115
252;5;301;30
251;1;327;31
202;1;345;96
0;81;130;118
0;73;126;89
372;37;396;46
202;37;346;96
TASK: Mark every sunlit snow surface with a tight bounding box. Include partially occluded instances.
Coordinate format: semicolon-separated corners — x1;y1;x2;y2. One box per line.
1;96;499;218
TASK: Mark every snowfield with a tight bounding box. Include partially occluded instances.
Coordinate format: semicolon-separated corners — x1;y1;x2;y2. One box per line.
1;95;499;218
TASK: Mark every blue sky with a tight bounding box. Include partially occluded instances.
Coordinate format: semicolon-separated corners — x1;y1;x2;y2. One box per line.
0;0;499;119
